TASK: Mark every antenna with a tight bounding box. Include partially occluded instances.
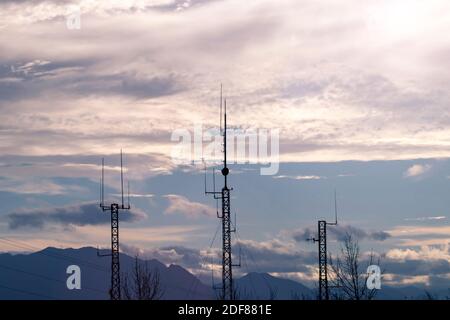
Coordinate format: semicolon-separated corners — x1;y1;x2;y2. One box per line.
329;189;338;226
100;158;105;207
120;149;124;209
220;83;223;134
205;85;239;300
306;190;340;300
203;159;207;194
98;150;131;300
127;181;130;208
223;99;227;172
213;167;216;192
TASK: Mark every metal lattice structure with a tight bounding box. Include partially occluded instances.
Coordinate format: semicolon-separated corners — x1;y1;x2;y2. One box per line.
317;220;328;300
205;86;240;300
99;151;130;300
307;191;338;300
221;185;233;299
109;203;121;300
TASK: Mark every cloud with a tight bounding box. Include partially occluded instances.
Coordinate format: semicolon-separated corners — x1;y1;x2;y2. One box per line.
292;224;391;242
387;225;450;246
0;178;86;195
121;243;205;270
123;235;450;288
236;239;317;275
0;0;450;162
163;194;215;218
404;164;432;178
120;237;319;286
404;216;446;222
115;193;155;198
388;225;450;238
273;175;324;180
7;202;146;229
1;60;182;101
383;244;450;280
0;225;206;252
0;153;175;188
0;0;183;27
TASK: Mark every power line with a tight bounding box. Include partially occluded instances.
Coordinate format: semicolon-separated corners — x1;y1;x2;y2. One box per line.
186;220;221;299
0;237;213;299
0;263;106;295
0;283;59;300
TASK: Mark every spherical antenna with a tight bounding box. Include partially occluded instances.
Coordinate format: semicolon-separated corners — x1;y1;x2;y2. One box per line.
221;167;229;176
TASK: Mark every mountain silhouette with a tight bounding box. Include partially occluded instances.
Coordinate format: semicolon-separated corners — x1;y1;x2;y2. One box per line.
0;247;437;300
235;272;314;299
0;247;212;300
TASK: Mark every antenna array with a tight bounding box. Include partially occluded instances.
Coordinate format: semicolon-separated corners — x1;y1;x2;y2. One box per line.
98;150;131;300
205;85;240;300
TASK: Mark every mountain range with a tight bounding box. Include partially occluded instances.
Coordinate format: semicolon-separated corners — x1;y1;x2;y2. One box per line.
0;247;443;300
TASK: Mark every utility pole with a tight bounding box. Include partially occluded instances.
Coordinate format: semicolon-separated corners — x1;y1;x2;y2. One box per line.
307;190;338;300
98;150;131;300
205;85;240;300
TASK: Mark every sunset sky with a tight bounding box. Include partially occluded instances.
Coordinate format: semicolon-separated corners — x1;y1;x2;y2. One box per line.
1;0;450;289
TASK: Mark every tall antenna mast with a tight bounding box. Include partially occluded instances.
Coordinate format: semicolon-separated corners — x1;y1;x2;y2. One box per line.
306;190;339;300
205;85;239;300
98;151;131;300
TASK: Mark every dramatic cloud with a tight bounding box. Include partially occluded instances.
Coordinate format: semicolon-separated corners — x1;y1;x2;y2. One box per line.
383;244;450;283
122;238;319;284
163;194;215;218
124;237;450;288
7;202;146;229
292;224;391;242
2;0;450;292
1;0;450;162
1;60;182;101
404;164;432;178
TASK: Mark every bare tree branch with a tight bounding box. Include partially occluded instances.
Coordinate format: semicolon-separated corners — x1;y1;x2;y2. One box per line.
329;233;381;300
121;255;165;300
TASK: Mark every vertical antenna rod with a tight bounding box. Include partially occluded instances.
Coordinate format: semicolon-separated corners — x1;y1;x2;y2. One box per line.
120;149;124;208
98;151;131;300
220;83;223;134
223;99;228;186
333;189;338;225
127;181;130;208
101;158;105;206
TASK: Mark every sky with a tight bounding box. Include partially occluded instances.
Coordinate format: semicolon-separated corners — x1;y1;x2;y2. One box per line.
1;0;450;290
